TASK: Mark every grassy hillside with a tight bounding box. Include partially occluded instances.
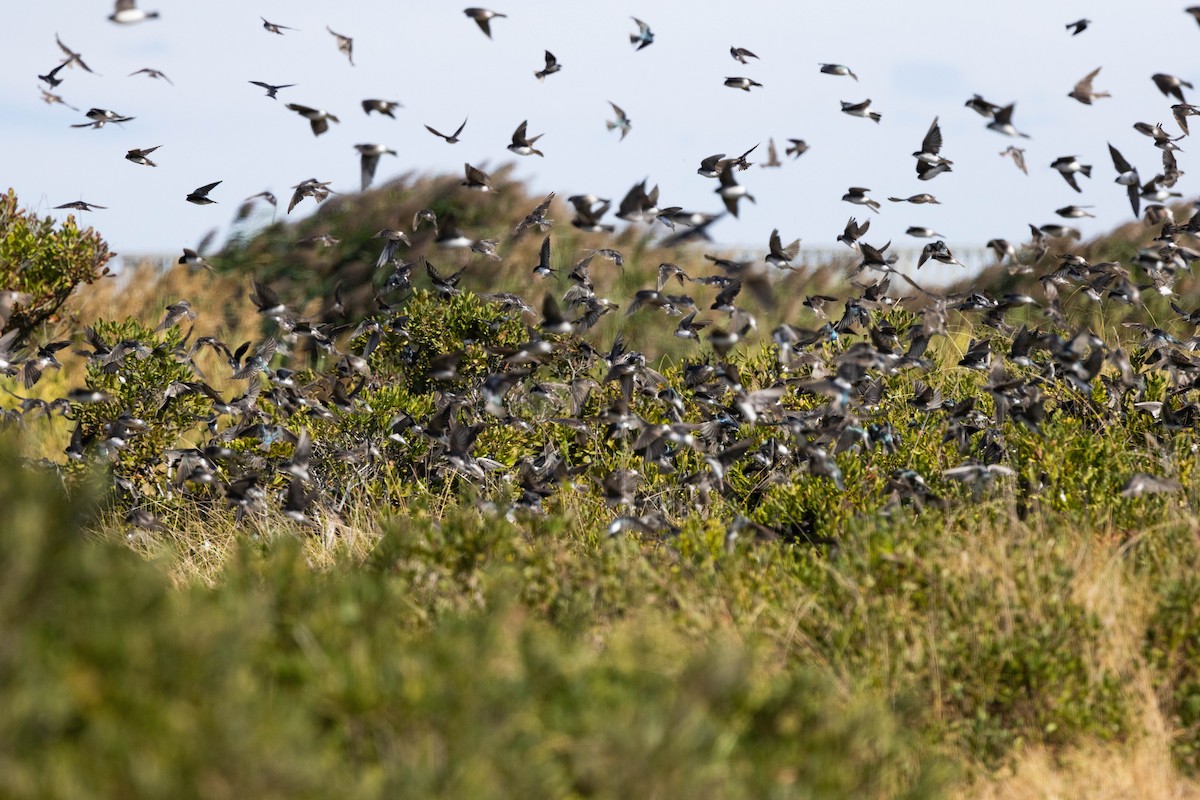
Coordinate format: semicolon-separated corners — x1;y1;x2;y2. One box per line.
4;177;1200;798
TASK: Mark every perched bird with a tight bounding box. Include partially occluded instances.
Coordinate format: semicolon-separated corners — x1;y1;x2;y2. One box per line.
724;76;762;92
249;81;295;99
606;101;631;140
1000;145;1028;174
326;26;354;65
128;67;172;85
286;104;340;136
730;46;758;64
987;103;1030;138
54;200;105;212
124;145;161;167
261;17;296;34
912;116;951;180
109;0;158;24
535;51;561;81
820;63;858;80
355;144;397;191
1065;18;1091;35
1051;155;1092;192
1068;67;1109;104
465;8;506;39
841;99;880;123
1153;73;1193;103
425;117;467;143
842;187;880;212
629;17;654;50
507;120;544;156
186;181;221;205
462;163;494;192
362;98;401;117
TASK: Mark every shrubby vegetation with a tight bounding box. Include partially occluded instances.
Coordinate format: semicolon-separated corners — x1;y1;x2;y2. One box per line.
3;181;1200;796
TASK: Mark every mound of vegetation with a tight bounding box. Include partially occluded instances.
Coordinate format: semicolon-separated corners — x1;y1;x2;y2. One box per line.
4;181;1200;795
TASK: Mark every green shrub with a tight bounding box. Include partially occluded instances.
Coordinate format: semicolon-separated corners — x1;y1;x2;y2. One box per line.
0;189;114;346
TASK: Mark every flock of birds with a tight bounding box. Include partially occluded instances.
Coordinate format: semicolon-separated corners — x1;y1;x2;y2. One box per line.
19;2;1200;539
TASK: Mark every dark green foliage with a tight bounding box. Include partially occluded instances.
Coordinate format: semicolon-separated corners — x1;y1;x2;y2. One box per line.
0;189;114;346
1147;575;1200;770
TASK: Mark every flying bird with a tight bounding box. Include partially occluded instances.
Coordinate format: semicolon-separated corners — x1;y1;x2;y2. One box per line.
425;117;467;143
70;107;133;128
820;63;858;80
54;200;105;211
109;0;158;24
327;26;354;65
842;187;880;212
355;144;397;191
1000;145;1028;174
535;51;561;81
786;139;808;159
1153;73;1193;103
507;121;544;156
1109;143;1141;216
125;145;161;166
730;46;758;64
1068;67;1109;104
724;77;762;92
629;17;654;50
55;35;96;73
186;181;221;205
1051;155;1092;192
607;101;631;140
841;99;880;122
249;81;295;99
987;103;1030;138
38;63;67;89
261;17;296;34
715;168;754;217
462;163;495;192
1065;18;1091;35
913;116;951;180
128;67;172;85
464;8;506;39
286;104;340;136
362;99;401;117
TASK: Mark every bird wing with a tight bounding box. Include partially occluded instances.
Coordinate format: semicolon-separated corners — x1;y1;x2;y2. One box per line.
921;117;942;154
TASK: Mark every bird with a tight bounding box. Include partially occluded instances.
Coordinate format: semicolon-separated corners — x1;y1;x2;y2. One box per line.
1000;145;1028;174
1190;6;1200;27
888;194;940;204
261;17;296;34
1119;473;1182;498
462;163;495;192
1068;67;1109;104
40;89;77;110
842;187;880;213
55;34;96;73
362;98;401;117
178;248;213;271
531;235;555;278
535;51;561;81
715;168;754;216
820;63;858;80
606;101;631;140
70;107;133;128
354;144;397;191
906;226;943;238
730;46;758;64
54;200;105;211
109;0;158;24
760;139;781;168
249;81;295;99
465;8;506;39
1153;73;1193;103
965;94;1002;118
125;145;161;167
1108;143;1141;216
1065;18;1091;35
288;178;334;213
987;104;1030;138
1051;155;1092;192
186;181;221;205
840;99;880;123
38;63;67;89
326;26;354;65
913;116;952;180
724;77;763;92
425;117;467;143
1055;205;1095;218
128;67;172;85
507;121;544;156
629;17;654;50
786;139;808;159
766;229;800;268
286;104;340;136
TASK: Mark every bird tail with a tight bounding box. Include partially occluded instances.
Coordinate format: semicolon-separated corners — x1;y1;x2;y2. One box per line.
1080;165;1093;178
867;199;880;211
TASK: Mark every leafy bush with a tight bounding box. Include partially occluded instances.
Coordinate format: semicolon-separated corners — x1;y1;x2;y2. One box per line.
0;189;114;345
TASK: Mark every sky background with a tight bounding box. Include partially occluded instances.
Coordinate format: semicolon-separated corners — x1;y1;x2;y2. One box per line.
3;1;1197;267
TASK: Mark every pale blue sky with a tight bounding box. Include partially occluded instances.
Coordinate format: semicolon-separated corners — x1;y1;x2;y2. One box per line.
4;1;1195;263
